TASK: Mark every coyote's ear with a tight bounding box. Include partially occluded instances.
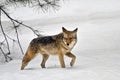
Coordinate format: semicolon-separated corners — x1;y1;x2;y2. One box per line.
73;28;78;32
62;27;67;32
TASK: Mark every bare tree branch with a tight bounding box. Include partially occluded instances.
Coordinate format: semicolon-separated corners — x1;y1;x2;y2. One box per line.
0;6;43;56
1;7;41;36
0;7;11;55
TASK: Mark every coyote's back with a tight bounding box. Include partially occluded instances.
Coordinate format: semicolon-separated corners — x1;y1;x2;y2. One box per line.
21;27;78;70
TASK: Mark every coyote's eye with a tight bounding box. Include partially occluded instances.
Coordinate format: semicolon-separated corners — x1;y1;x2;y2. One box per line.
63;37;73;40
63;37;67;40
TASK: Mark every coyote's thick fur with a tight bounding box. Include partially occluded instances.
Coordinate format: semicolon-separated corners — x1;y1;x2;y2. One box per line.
21;27;78;70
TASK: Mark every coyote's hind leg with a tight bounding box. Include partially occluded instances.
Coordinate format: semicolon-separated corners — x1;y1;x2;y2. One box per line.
41;54;49;68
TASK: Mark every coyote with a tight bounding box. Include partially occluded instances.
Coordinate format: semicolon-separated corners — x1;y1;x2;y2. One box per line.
21;27;78;70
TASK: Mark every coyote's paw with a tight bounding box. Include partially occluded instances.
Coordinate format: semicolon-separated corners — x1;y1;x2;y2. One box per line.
70;62;74;67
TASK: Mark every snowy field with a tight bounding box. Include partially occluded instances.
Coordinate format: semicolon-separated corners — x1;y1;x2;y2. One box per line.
0;0;120;80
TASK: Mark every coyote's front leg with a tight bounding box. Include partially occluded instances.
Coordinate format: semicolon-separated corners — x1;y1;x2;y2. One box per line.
65;52;76;67
58;51;65;68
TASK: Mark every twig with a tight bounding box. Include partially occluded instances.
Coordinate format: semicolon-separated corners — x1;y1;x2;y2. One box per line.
0;47;8;62
0;46;12;62
0;7;11;55
5;33;16;42
11;20;24;55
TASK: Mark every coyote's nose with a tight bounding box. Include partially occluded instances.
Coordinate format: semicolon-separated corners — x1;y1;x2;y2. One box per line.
67;44;69;46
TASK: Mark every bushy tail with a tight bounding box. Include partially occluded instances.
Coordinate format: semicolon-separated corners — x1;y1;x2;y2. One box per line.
21;46;36;70
21;51;29;70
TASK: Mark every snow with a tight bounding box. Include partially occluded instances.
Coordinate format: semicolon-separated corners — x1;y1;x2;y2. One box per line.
0;0;120;80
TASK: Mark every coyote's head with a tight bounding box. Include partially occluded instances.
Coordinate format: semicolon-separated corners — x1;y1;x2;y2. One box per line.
62;27;78;47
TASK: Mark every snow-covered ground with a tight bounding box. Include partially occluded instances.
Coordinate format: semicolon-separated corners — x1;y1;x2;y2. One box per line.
0;0;120;80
